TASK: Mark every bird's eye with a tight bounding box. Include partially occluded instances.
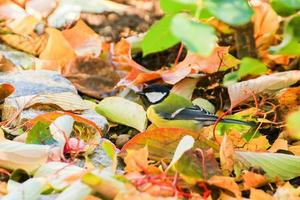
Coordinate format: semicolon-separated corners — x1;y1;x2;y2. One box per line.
145;92;167;103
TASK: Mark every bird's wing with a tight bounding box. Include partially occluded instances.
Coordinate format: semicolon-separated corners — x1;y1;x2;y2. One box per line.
169;106;218;126
169;106;255;126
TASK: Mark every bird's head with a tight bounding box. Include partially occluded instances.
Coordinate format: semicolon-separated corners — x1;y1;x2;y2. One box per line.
138;84;170;105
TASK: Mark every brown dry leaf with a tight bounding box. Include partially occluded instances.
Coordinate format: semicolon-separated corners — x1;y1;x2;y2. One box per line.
84;195;102;200
124;146;149;173
268;139;288;153
0;16;48;55
25;0;57;20
220;134;235;176
38;28;76;71
277;87;300;115
228;71;300;107
243;171;268;189
207;176;242;199
62;20;102;56
63;56;120;99
250;188;273;200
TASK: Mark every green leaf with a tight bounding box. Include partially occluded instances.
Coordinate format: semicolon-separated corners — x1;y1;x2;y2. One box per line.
160;0;198;14
270;0;300;16
223;57;267;86
96;97;147;131
235;151;300;181
269;16;300;55
286;111;300;140
171;14;216;56
203;0;253;26
237;57;267;77
141;15;180;56
174;148;221;181
26;121;57;145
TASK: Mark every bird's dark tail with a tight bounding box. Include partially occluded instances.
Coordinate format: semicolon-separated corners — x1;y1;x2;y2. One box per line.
220;118;256;126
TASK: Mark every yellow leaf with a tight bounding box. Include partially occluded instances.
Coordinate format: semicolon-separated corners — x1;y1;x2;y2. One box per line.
39;28;76;71
250;188;273;200
124;146;148;173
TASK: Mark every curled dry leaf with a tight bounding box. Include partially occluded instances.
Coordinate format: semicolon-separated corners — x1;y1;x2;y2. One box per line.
0;83;14;102
62;20;102;56
227;70;300;107
171;78;198;100
268;138;288;153
277;87;300;115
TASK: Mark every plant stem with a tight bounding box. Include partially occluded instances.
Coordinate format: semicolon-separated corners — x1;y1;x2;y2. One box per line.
234;22;257;59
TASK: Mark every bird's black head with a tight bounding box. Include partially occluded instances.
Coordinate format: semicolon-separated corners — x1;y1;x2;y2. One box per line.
138;84;170;105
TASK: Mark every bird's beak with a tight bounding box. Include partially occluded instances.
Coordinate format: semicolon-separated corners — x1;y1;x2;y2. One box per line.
136;91;144;95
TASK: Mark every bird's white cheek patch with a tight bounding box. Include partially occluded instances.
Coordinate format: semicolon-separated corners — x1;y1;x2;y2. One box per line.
145;92;167;103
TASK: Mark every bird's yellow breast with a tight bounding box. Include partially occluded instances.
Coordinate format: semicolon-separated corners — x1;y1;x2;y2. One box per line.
147;105;201;131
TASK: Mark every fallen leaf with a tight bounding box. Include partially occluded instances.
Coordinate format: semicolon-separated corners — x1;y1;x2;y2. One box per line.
277;87;300;115
286;110;300;140
121;128;218;161
124;146;148;172
227;70;300;107
174;148;221;181
25;0;57;20
207;176;241;199
62;20;102;56
0;140;50;174
0;83;14;102
2;177;46;200
34;162;85;190
269;138;288;153
235;151;300;181
63;57;120;99
0;0;27;20
55;181;91;200
96;96;147;132
220;135;235;175
167;135;194;170
38;28;76;71
171;78;198;100
250;188;273;200
273;182;300;200
243;171;268;189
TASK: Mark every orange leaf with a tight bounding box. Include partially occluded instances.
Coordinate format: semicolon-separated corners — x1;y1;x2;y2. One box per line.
124;146;149;172
242;171;267;189
220;135;234;176
268;139;288;153
24;111;102;136
0;83;14;101
38;28;76;71
121;128;218;161
207;176;242;199
62;20;102;56
250;188;273;200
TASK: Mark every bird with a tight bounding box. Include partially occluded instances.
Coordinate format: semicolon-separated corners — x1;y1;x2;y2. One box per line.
138;84;255;131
